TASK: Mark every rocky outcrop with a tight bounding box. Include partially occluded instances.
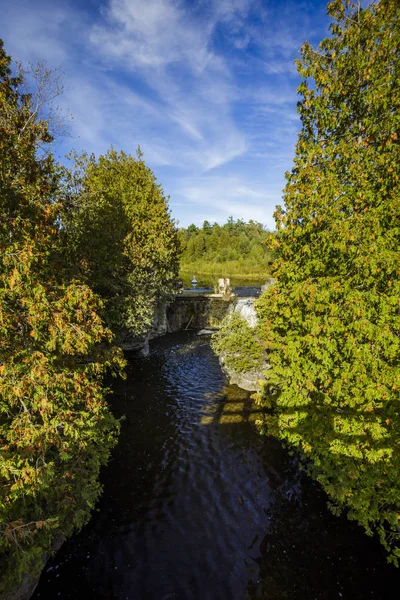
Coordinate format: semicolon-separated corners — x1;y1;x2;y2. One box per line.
118;302;170;353
3;535;64;600
216;291;271;392
218;351;269;392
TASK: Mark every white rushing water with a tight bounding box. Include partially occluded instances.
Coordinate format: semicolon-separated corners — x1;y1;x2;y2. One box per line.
229;297;257;327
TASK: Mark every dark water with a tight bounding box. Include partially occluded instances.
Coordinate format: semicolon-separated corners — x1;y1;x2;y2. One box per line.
232;286;261;298
34;333;398;600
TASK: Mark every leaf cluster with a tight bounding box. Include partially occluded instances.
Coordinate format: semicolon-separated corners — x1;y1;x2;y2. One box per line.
0;41;125;592
256;0;400;562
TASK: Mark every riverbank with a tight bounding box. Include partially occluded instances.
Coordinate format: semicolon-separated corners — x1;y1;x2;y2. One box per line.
180;263;271;286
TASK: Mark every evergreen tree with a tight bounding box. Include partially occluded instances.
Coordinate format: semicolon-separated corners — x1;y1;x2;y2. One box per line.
62;148;180;337
0;41;124;592
255;0;400;562
178;218;274;276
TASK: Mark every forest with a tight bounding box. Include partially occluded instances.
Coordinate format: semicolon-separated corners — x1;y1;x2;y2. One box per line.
178;219;274;280
0;0;399;596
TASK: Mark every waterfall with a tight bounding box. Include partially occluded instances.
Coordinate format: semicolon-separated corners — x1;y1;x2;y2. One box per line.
229;297;257;328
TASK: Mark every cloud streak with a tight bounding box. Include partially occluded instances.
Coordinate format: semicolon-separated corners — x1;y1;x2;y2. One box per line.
0;0;332;227
89;0;249;171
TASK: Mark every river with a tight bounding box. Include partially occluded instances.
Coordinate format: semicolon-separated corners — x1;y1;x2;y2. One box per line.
33;332;398;599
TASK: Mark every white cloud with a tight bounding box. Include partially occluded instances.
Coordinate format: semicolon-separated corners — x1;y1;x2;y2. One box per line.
175;174;282;229
91;0;210;71
89;0;249;171
0;0;330;228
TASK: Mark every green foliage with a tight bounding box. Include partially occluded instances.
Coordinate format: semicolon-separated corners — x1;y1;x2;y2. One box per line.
211;314;264;374
255;0;400;562
0;41;125;593
180;263;269;286
61;147;180;337
179;218;274;279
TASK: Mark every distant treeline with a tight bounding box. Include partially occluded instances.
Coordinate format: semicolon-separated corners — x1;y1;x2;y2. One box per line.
178;218;275;278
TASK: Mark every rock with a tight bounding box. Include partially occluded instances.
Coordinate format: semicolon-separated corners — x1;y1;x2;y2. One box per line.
140;340;150;356
148;302;169;339
118;302;170;352
167;296;233;332
119;333;148;352
3;534;64;600
219;351;269;392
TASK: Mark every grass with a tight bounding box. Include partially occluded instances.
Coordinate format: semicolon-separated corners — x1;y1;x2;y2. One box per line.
180;260;272;286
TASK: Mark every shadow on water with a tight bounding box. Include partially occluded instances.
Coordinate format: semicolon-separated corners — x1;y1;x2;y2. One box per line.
33;332;399;600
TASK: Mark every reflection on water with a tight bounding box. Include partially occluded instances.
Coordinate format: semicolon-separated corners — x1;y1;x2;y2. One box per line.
34;333;399;600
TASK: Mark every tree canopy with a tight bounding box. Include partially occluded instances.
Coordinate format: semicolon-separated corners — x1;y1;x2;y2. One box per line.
0;41;126;593
252;0;400;562
179;218;274;279
61;148;180;337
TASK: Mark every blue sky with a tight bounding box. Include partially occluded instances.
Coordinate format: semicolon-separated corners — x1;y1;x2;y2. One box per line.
1;0;342;228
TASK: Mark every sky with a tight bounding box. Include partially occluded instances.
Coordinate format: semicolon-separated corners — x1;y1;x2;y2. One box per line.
1;0;342;228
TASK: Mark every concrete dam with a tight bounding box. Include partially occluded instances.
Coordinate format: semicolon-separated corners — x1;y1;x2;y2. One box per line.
166;294;256;332
166;294;255;332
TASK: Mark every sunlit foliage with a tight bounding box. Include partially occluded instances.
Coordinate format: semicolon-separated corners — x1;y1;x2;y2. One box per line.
211;314;265;374
254;0;400;562
0;41;125;592
61;148;180;337
179;218;274;278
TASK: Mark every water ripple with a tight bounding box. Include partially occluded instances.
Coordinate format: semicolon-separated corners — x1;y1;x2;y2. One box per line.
34;332;400;600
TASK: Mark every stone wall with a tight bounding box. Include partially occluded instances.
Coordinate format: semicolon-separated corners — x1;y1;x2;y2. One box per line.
119;294;258;358
166;295;233;331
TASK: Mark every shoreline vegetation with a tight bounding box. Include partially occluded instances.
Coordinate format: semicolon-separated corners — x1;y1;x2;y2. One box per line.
178;218;275;286
180;264;270;284
1;0;400;597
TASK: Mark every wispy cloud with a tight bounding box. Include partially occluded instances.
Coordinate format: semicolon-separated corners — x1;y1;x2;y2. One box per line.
174;173;284;229
0;0;332;228
89;0;249;171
